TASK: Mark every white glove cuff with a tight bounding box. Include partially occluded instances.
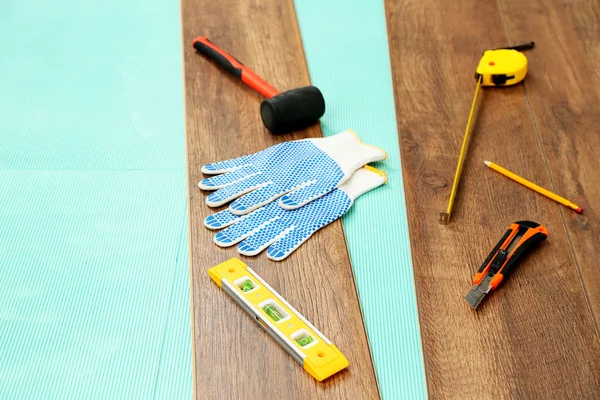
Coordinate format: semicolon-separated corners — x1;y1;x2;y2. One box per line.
338;166;387;200
311;130;387;175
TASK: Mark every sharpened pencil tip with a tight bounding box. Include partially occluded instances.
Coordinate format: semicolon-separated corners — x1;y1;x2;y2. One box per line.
484;161;491;166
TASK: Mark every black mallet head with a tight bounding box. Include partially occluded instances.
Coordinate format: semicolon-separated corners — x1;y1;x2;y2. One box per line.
260;86;325;134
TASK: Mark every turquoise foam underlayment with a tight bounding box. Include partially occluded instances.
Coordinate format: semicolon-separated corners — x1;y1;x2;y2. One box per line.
0;0;191;398
294;1;428;398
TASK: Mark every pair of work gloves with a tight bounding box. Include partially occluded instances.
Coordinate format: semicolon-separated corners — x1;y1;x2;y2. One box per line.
200;130;387;261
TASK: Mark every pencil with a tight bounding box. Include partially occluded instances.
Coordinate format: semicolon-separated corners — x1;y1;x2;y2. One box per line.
484;161;583;214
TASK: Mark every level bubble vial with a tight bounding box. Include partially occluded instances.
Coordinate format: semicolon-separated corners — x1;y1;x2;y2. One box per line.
258;299;290;323
234;276;258;293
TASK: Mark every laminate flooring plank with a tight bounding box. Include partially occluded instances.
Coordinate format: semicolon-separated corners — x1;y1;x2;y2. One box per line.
499;0;600;332
385;0;600;398
181;0;380;398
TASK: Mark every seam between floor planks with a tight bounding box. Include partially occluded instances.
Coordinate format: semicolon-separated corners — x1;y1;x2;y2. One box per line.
181;0;381;398
385;0;600;397
496;0;600;338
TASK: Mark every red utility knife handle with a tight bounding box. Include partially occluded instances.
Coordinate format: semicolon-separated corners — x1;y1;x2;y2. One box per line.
193;36;279;99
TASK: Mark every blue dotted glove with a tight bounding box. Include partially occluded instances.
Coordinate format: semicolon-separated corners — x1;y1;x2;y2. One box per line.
204;167;387;261
199;130;386;215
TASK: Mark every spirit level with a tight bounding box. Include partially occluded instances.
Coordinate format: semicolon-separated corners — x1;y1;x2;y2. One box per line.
208;258;349;381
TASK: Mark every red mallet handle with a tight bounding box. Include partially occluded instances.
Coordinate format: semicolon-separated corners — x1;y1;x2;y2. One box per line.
193;36;280;99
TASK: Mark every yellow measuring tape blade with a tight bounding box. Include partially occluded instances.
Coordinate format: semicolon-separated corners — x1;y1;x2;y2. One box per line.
440;76;483;224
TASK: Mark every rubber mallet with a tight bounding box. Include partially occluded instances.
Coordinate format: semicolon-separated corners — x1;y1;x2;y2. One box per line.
193;37;325;134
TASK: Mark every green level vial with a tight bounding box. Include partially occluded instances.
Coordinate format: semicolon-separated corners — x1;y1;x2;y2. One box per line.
296;335;314;347
241;280;254;292
263;304;284;322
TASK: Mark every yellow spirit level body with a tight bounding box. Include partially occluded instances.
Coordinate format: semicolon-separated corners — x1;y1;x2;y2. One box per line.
208;258;349;381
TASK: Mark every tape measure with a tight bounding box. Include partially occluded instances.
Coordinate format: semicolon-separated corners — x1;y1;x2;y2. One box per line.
208;258;349;381
475;42;534;86
440;42;535;224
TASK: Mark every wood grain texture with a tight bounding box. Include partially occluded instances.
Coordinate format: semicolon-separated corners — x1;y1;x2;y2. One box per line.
499;0;600;331
385;0;600;398
181;0;379;398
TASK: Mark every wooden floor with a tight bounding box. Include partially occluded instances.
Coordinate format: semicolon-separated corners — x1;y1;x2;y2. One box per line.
183;0;600;398
181;0;379;399
387;0;600;398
